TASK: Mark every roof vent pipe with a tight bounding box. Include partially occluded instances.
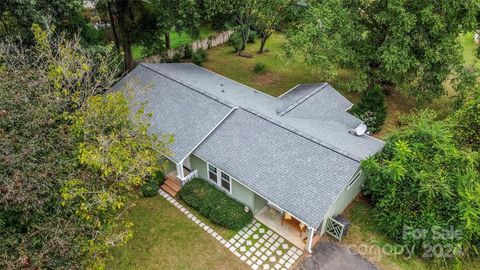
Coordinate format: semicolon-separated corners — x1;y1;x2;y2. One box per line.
350;123;368;136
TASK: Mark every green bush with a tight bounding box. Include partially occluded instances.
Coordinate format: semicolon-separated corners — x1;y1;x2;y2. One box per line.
253;63;267;74
192;49;207;66
179;178;253;230
141;182;159;197
148;170;165;186
247;30;257;43
350;85;387;132
229;31;243;53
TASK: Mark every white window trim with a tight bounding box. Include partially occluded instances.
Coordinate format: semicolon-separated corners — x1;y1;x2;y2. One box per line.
347;170;362;189
206;162;233;194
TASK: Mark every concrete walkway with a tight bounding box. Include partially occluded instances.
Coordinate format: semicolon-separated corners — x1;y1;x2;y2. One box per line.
299;242;377;270
158;189;303;270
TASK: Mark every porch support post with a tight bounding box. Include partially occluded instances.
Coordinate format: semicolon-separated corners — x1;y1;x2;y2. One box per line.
306;227;315;254
176;162;184;179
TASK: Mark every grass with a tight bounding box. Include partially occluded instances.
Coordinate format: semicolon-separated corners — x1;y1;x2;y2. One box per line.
340;198;479;270
106;197;247;270
132;27;217;60
459;32;480;68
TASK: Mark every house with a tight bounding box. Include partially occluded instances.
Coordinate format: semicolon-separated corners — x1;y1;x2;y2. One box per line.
113;63;384;253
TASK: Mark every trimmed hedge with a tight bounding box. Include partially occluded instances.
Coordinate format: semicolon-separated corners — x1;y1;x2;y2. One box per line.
141;182;159;197
179;178;253;230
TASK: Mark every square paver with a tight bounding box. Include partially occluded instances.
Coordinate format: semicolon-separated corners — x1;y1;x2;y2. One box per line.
260;247;267;253
269;256;276;263
282;244;289;250
276;250;282;256
259;228;266;233
263;265;270;270
253;234;259;240
247;240;252;246
240;246;247;252
259;238;265;244
252;264;259;270
247;260;252;266
240;256;247;261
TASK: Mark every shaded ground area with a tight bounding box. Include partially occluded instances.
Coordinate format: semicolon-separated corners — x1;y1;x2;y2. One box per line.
299;242;377;270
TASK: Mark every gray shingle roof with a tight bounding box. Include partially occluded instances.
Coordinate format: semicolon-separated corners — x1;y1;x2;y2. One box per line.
194;108;360;228
113;63;385;228
111;64;232;162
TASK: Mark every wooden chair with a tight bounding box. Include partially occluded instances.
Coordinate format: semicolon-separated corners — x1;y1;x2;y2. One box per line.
281;213;307;236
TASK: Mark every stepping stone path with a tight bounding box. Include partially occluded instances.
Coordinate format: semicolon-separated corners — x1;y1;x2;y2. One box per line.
159;189;303;270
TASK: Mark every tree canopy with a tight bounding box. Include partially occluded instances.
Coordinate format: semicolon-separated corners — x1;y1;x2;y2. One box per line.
288;0;480;102
362;110;480;260
0;25;172;269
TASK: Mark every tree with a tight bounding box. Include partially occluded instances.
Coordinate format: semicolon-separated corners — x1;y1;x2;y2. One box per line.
204;0;259;53
362;110;480;261
0;25;172;269
350;85;387;132
451;87;480;151
0;0;89;42
254;0;295;53
289;0;479;102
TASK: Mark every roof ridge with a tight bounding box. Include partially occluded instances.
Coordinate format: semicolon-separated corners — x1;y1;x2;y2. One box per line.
239;107;362;163
139;63;235;109
277;83;329;116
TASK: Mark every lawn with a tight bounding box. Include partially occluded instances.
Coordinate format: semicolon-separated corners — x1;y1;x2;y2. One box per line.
133;27;217;60
340;198;479;270
459;32;480;68
105;197;247;270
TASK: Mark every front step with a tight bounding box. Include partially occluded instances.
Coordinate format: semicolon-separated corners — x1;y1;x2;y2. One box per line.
161;176;182;197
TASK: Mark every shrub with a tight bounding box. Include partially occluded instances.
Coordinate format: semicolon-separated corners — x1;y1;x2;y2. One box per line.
229;31;243;53
350;85;387;132
192;49;207;66
168;52;182;63
179;178;253;230
184;45;193;58
141;182;159;197
247;30;257;43
253;63;267;74
148;170;165;186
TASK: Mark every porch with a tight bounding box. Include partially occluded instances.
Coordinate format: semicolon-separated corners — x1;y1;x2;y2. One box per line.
161;165;198;197
254;205;315;251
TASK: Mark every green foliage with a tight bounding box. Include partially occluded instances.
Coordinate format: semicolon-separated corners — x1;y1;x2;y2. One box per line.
247;30;257;43
149;170;166;186
362;110;480;260
184;44;193;58
192;49;208;66
289;0;479;102
0;26;172;269
350;86;387;132
229;31;243;52
253;62;267;74
179;178;253;230
141;182;160;197
450;87;480;151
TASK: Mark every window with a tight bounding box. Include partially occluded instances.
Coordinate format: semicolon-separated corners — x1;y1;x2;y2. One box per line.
348;171;362;189
220;172;231;192
208;164;217;183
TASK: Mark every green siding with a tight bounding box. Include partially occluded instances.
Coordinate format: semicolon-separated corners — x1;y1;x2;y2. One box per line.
190;154;207;179
190;154;265;214
320;170;366;234
253;193;267;213
231;179;254;211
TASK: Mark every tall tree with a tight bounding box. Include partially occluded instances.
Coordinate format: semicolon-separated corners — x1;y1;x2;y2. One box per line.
0;25;172;269
289;0;479;102
254;0;295;53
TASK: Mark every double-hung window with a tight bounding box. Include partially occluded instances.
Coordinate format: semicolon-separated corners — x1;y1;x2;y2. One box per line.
208;164;218;183
220;172;231;192
207;163;232;193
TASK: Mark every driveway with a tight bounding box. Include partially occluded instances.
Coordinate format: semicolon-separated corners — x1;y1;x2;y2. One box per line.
298;242;377;270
